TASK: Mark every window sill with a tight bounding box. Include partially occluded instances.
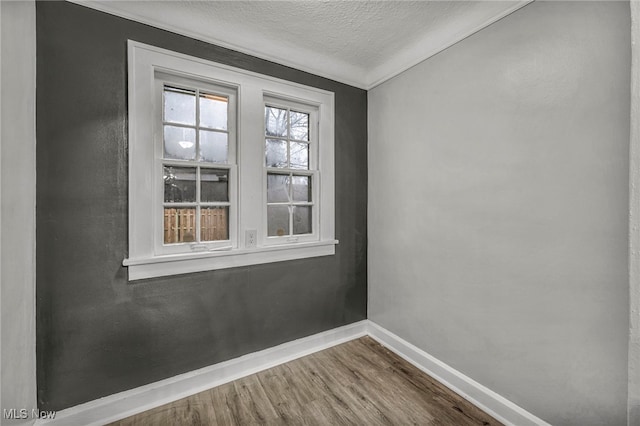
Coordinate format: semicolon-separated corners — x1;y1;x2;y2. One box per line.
123;240;338;281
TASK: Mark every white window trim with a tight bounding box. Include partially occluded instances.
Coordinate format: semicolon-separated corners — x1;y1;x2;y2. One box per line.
124;41;336;281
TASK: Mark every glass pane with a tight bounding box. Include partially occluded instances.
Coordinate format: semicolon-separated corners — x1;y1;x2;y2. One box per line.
201;207;229;241
201;169;228;202
200;130;228;163
293;206;312;235
290;142;309;170
265;106;288;137
291;175;311;202
164;166;196;202
200;93;228;130
268;205;290;237
290;111;309;141
164;87;196;125
164;125;196;160
266;138;287;168
164;207;196;244
267;173;290;203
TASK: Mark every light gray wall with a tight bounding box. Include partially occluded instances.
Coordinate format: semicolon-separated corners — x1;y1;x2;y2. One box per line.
629;2;640;425
0;0;37;425
368;2;630;425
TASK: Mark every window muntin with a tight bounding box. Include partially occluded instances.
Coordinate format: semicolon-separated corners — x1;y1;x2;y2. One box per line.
266;171;313;237
264;101;317;242
162;85;230;164
163;166;230;244
265;105;310;169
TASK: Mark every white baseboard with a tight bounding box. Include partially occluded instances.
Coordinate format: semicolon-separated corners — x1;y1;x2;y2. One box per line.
35;319;547;426
365;321;550;426
34;320;368;426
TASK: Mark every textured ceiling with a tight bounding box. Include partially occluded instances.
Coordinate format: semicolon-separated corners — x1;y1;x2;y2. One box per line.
76;1;530;88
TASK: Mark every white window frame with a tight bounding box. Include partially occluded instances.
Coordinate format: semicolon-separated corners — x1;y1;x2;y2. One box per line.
263;96;319;246
155;72;238;255
124;41;336;280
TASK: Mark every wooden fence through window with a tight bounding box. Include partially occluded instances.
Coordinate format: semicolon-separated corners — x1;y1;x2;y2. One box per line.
164;208;228;244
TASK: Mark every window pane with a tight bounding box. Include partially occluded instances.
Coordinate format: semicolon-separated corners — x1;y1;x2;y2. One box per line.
293;206;312;235
201;207;229;241
200;130;228;163
290;142;309;170
199;93;228;130
201;168;228;202
268;205;290;237
164;207;196;244
267;173;290;203
164;125;196;160
291;175;311;202
290;111;309;141
265;106;288;137
164;87;196;125
266;138;287;168
164;166;196;202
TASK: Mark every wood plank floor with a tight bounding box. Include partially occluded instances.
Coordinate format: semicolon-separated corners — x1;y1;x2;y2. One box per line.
109;337;501;426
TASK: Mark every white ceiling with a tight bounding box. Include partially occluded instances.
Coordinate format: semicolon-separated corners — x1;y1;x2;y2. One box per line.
75;1;531;89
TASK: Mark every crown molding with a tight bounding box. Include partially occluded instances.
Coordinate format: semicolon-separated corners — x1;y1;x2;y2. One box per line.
365;1;533;90
67;0;368;89
69;1;532;91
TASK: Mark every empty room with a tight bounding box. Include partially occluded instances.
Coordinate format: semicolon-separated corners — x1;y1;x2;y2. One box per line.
2;0;639;425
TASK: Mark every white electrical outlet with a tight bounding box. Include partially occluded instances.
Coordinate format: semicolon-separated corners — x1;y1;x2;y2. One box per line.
245;229;257;249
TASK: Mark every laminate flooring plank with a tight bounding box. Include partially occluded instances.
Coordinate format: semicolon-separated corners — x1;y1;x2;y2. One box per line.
109;337;503;426
211;382;245;425
332;342;433;425
297;354;392;426
296;356;363;424
344;338;471;421
276;362;319;406
361;337;497;426
193;391;223;426
302;394;362;425
358;341;486;426
307;345;410;425
256;369;308;424
322;340;437;425
232;375;280;424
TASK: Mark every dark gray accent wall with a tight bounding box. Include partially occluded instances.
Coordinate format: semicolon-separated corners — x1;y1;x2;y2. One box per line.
36;1;367;411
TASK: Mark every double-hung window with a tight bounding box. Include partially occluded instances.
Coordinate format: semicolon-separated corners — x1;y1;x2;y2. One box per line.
124;41;336;280
158;75;237;253
264;99;318;243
